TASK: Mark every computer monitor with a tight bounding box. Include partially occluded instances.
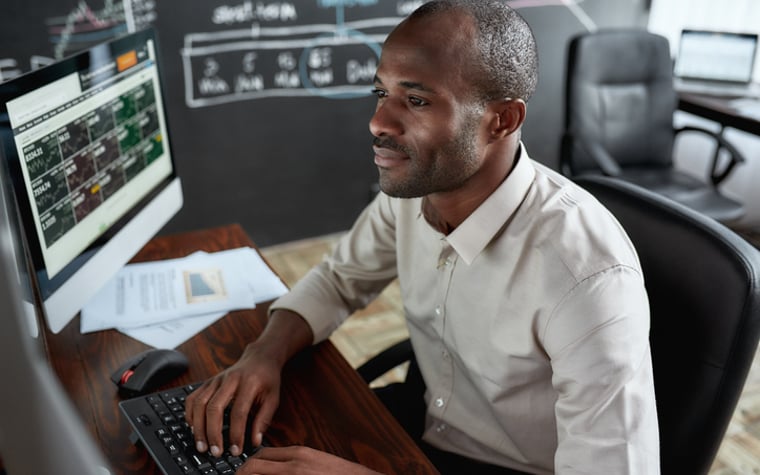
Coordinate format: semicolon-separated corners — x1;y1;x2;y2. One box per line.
0;155;113;474
674;29;758;84
0;28;183;334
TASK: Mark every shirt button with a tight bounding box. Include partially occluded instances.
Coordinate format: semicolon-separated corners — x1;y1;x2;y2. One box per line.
435;306;442;316
436;423;448;433
441;350;449;359
435;397;444;408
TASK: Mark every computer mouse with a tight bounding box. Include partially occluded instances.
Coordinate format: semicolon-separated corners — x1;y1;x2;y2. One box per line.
111;348;189;397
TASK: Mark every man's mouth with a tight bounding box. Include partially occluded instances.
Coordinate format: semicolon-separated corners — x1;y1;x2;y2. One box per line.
373;138;410;168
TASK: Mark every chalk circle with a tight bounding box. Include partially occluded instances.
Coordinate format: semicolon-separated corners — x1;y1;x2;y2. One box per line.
299;28;382;99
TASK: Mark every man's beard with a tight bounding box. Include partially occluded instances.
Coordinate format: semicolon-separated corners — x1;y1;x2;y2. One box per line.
374;117;480;199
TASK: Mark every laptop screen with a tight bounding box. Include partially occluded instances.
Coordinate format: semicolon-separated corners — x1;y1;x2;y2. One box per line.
674;29;758;84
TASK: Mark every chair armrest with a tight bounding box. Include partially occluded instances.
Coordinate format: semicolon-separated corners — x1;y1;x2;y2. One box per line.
356;338;413;384
675;125;746;185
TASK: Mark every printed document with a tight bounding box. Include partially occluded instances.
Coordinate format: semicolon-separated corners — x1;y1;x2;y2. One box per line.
80;247;287;337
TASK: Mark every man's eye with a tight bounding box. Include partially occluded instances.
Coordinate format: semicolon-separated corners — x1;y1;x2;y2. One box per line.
371;88;387;98
409;96;428;106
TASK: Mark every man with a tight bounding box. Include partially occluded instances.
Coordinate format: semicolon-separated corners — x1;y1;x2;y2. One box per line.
186;1;661;473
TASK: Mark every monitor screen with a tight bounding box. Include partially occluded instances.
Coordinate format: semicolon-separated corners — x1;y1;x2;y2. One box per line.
0;28;182;334
674;29;758;83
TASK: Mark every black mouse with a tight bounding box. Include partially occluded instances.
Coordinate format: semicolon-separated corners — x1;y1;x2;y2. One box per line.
111;348;189;397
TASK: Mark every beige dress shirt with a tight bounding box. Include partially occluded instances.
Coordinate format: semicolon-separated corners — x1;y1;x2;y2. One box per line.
271;145;660;474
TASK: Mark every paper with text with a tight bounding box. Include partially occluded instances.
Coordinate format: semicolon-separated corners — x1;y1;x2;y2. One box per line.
80;247;288;336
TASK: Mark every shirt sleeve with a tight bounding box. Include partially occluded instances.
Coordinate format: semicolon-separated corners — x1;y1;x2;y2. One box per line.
268;192;400;343
543;265;661;474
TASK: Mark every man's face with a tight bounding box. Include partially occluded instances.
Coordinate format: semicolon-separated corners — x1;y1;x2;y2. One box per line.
369;13;489;198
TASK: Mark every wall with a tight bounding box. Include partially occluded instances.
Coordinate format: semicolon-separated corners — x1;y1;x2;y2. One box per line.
0;0;649;246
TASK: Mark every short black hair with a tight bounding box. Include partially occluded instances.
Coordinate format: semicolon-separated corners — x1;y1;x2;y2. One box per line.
410;0;539;102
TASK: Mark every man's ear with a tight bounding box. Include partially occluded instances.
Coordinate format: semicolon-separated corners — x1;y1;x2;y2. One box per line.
488;99;526;141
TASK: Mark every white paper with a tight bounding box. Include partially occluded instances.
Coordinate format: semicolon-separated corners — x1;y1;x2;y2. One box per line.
118;311;227;349
199;247;289;303
80;247;288;337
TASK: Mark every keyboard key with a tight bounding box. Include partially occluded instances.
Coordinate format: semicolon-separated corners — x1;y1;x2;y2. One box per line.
227;456;244;469
215;460;234;474
167;442;181;456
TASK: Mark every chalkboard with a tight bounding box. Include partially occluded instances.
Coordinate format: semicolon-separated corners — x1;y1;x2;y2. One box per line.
1;0;648;246
0;0;420;245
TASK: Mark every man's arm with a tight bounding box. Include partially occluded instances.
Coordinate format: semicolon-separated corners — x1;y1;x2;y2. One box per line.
546;266;660;474
186;193;399;467
185;309;313;457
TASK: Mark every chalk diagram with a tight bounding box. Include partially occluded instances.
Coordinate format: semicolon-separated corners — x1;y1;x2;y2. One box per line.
181;0;404;108
0;1;155;82
179;0;597;109
45;0;156;60
6;0;599;104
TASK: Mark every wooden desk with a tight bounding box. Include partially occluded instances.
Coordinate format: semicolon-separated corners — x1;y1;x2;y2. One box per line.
678;92;760;136
41;224;438;475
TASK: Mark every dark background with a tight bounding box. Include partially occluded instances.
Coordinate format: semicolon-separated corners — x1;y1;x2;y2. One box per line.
0;0;649;246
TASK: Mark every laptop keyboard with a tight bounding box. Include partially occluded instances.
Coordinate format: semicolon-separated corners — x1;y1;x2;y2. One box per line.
119;382;263;475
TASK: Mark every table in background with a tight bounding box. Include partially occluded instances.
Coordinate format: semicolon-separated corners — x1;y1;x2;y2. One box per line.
41;224;438;475
678;92;760;136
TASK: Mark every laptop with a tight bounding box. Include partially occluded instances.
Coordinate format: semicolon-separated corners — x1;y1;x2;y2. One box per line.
673;29;760;98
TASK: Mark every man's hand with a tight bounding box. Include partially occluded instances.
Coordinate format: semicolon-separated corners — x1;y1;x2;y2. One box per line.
185;343;281;456
239;446;383;475
185;310;314;458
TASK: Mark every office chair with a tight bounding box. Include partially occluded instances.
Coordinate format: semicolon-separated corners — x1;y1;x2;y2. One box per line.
560;29;746;223
359;175;760;474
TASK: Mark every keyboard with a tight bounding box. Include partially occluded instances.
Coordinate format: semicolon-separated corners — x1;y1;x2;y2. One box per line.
119;382;263;475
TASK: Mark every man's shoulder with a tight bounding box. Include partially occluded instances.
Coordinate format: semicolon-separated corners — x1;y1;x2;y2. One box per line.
523;160;641;278
527;159;610;218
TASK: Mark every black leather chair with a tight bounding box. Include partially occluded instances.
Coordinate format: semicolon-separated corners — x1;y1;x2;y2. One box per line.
560;29;746;223
359;175;760;474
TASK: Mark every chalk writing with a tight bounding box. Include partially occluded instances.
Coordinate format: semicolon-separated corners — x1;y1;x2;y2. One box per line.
181;1;409;107
213;1;298;25
38;0;157;61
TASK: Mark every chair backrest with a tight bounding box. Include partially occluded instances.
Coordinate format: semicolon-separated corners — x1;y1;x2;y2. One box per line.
562;30;679;175
574;175;760;474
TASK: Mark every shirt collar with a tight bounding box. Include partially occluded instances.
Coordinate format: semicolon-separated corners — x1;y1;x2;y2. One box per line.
445;142;536;265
